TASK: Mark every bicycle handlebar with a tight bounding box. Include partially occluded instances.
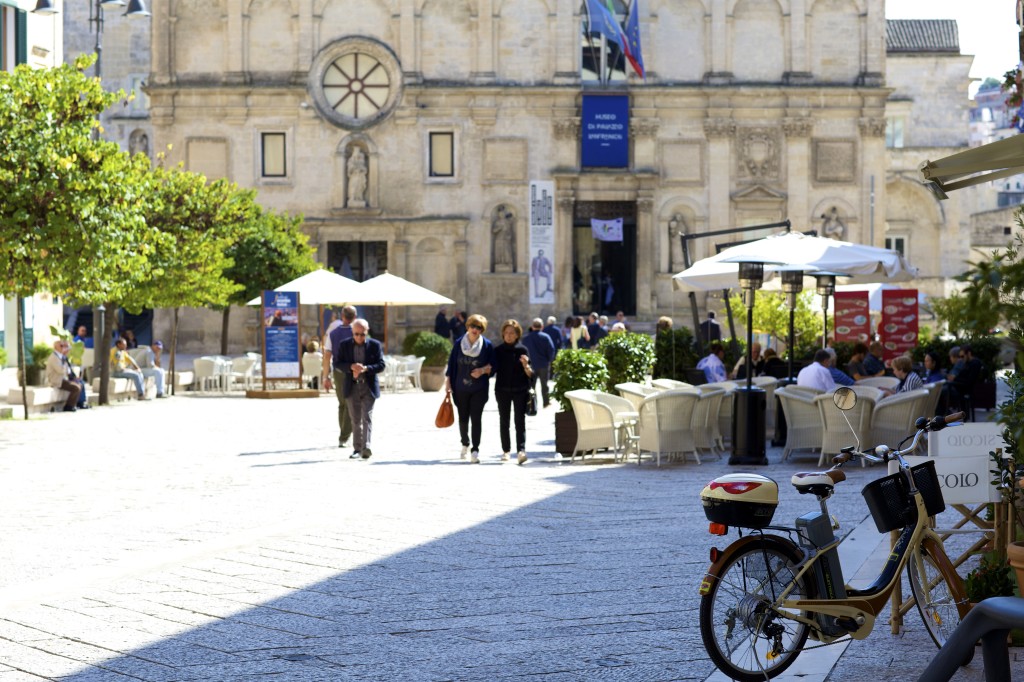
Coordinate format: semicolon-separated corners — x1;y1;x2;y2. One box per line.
831;413;964;468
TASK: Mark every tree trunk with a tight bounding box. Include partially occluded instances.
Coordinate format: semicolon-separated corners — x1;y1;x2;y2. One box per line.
98;303;116;405
169;307;180;396
16;299;28;420
221;307;230;356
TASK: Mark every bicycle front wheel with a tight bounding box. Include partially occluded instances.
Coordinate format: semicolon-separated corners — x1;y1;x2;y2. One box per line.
699;537;811;682
906;539;968;648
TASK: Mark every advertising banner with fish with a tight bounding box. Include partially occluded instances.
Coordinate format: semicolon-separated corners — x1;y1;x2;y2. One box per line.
880;288;918;361
832;291;870;344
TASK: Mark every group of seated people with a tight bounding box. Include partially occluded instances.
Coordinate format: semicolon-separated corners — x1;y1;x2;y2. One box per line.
696;338;983;415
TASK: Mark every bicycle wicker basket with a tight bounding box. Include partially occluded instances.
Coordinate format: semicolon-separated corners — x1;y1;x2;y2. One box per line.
861;459;945;533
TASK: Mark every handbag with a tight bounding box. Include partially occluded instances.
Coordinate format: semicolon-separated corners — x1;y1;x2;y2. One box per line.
526;389;538;417
435;390;455;428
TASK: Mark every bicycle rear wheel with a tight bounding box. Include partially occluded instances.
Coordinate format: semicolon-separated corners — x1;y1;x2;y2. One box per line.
906;539;968;648
699;537;811;682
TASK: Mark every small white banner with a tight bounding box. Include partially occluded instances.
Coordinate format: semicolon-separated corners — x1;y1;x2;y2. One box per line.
591;217;623;242
528;180;555;305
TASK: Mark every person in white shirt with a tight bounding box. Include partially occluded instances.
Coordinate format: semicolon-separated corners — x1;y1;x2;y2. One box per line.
797;349;836;392
696;343;728;383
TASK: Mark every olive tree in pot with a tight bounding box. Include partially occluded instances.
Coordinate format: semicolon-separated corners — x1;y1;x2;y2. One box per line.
404;331;452;392
550;349;609;455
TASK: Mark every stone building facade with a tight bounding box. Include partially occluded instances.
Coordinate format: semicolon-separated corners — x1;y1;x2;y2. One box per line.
119;1;974;350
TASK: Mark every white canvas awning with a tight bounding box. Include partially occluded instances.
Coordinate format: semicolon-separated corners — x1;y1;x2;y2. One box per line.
920;135;1024;198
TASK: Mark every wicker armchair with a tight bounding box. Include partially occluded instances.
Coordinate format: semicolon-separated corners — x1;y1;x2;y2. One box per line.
564;389;637;463
652;378;693;391
871;389;931;452
816;391;876;466
692;387;727;458
775;386;823;463
615;382;661;412
636;389;701;466
704;381;738;448
752;376;779;437
856;376;900;391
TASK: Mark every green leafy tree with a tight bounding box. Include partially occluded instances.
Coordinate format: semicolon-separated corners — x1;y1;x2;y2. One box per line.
931;291;999;340
0;56;152;414
220;206;317;354
122;164;256;391
595;331;655;391
726;291;820;360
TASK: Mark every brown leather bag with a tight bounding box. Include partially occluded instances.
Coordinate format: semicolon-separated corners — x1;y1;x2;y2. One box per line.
435;390;454;428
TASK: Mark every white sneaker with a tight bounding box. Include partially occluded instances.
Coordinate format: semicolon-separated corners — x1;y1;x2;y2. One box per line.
501;452;510;462
460;445;469;460
470;450;480;464
517;450;528;465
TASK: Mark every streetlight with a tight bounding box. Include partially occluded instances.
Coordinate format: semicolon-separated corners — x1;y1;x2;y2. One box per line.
33;1;150;80
731;261;769;466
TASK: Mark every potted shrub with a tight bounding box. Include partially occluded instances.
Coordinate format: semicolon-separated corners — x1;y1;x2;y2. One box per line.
595;331;654;391
652;326;698;381
965;552;1016;605
22;342;52;387
407;331;452;392
550;349;609;455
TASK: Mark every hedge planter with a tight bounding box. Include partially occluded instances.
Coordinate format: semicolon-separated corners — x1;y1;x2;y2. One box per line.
555;410;578;456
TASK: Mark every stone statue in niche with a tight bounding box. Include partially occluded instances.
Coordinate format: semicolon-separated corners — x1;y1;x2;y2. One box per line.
820;206;846;240
346;148;368;208
668;213;687;272
129;130;150;158
490;205;516;272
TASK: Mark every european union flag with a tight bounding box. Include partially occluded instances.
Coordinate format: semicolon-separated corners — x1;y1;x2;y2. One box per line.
585;0;624;47
623;0;646;80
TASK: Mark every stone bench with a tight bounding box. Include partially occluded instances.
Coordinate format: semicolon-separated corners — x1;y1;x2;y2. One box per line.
90;376;155;402
6;386;71;414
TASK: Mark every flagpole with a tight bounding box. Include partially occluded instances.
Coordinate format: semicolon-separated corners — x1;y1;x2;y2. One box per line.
582;3;601;85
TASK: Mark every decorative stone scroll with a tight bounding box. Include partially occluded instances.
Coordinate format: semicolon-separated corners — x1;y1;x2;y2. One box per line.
858;117;887;138
737;128;780;180
631;118;660;138
782;117;812;138
553;118;580;140
703;118;735;138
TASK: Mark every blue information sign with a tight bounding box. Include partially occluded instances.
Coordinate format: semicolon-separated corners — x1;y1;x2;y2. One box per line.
581;94;629;168
262;290;300;379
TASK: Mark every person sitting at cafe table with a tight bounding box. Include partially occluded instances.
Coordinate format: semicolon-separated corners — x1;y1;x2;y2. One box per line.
923;351;945;384
797;349;836;392
846;342;875;381
864;341;887;377
696;343;728;383
946;344;983;412
824;348;854;386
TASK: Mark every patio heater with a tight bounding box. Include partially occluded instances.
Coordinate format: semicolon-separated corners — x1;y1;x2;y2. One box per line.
780;269;804;382
730;261;768;466
815;273;837;349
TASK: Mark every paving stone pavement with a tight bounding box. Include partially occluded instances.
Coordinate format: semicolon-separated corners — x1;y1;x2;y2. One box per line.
0;388;1019;681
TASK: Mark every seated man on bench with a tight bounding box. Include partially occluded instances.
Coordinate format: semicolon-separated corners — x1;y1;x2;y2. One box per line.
111;337;148;400
45;340;82;412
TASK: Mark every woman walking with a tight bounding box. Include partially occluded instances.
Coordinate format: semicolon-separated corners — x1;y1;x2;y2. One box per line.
493;320;533;465
445;314;495;464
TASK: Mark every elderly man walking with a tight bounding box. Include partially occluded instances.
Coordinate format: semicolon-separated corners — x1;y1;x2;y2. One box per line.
334;318;385;460
323;305;357;448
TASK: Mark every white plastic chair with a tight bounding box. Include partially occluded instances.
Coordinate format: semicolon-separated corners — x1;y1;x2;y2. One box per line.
233;356;258;390
636;388;701;466
776;386;824;463
192;358;220;393
395;356;425;391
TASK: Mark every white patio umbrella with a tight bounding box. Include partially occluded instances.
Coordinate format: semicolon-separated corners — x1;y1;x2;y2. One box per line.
672;231;917;291
352;272;454;351
245;268;363;306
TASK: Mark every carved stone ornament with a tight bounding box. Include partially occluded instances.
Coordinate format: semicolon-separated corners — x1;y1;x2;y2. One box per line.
557;196;576;212
781;118;812;138
553;118;580;140
703;118;736;138
820;206;847;240
738;128;780;180
858;117;887;138
631;118;660;138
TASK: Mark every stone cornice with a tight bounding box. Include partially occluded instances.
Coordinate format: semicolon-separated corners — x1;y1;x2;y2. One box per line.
703;118;735;138
858;117;887;137
782;117;813;138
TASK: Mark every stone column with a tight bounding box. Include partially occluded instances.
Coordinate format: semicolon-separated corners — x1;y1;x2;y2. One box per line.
225;0;245;84
783;117;812;227
631;118;660;172
150;0;172;85
399;0;419;82
554;0;578;83
860;0;884;85
785;0;811;83
704;118;735;257
706;1;731;82
555;194;575;313
393;237;410;327
473;0;495;81
859;117;887;246
636;195;654;317
296;0;314;76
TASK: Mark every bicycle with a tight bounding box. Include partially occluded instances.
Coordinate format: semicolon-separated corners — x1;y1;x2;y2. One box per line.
698;387;970;681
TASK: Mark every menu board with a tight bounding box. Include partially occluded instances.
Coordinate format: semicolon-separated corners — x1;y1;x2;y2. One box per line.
832;291;871;344
262;290;301;380
880;289;918;361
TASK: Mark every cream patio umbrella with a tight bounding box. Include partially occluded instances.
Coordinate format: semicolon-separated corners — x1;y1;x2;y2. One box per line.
352;272;454;351
246;268;365;340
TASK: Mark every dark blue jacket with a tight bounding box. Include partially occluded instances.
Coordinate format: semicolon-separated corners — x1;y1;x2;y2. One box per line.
335;337;386;399
542;324;563;351
446;335;495;396
521;330;555;370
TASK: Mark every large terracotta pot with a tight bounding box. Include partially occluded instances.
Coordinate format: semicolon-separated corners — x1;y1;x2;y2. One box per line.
419;366;445;392
1007;541;1024;592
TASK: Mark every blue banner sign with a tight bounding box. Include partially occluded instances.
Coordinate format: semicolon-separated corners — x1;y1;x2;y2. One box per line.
262;290;300;380
581;94;629;168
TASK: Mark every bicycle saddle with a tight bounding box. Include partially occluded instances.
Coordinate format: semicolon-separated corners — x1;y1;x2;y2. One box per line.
791;469;846;496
